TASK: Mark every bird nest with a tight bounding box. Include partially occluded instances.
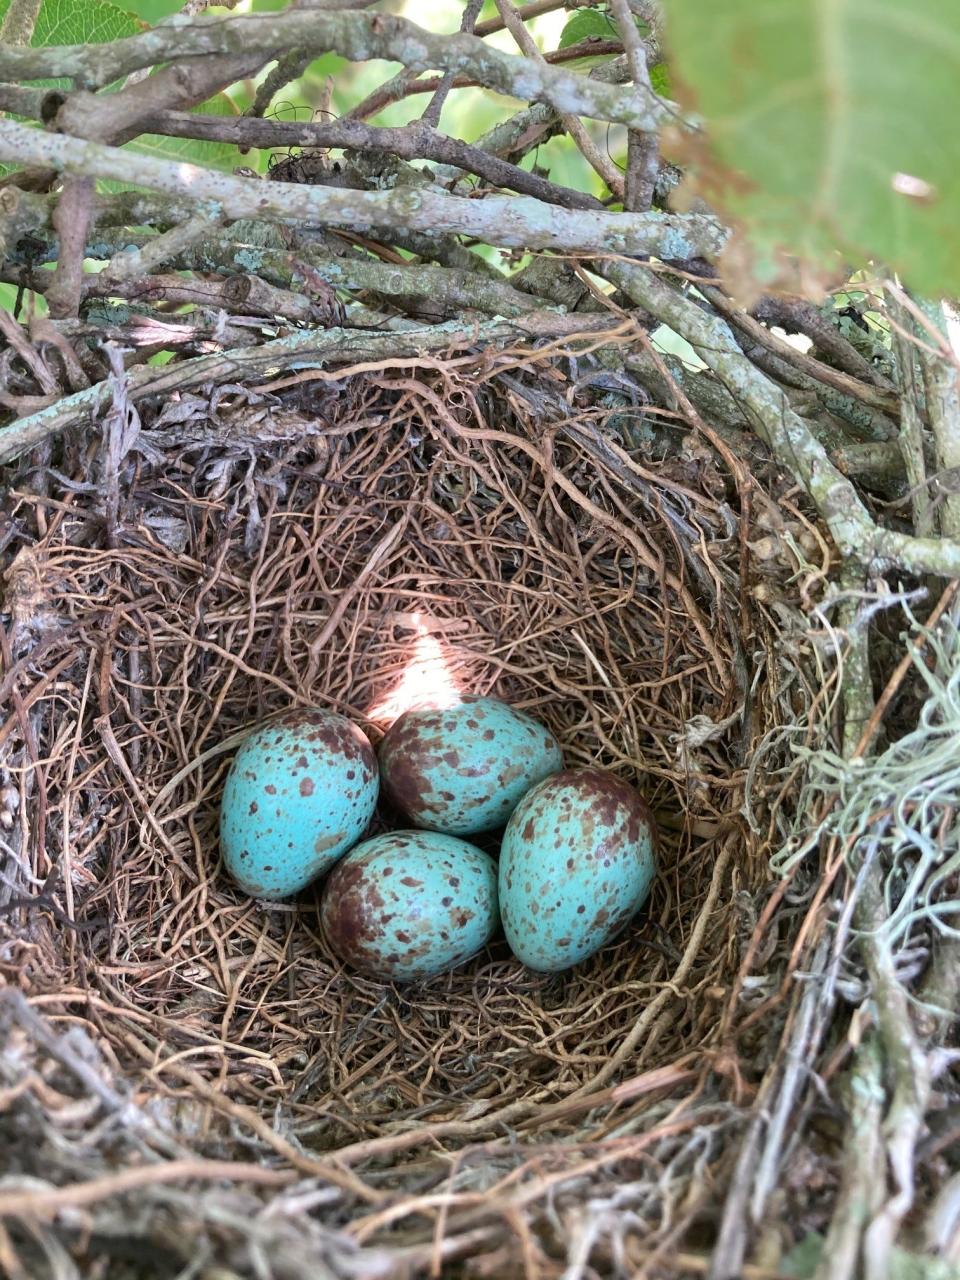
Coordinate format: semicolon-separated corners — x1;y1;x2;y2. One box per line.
0;334;832;1277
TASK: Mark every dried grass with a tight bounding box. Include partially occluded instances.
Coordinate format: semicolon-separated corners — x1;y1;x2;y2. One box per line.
0;335;825;1278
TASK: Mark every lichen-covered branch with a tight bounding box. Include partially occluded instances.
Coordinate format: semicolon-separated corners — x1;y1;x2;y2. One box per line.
494;0;625;196
0;9;669;130
602;259;960;577
0;118;723;260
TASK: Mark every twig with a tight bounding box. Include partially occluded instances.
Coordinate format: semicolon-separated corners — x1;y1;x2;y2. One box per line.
44;177;95;319
0;0;41;45
97;212;225;289
245;48;316;121
420;0;484;129
51;52;270;150
887;289;932;536
918;297;960;537
609;0;659;211
474;0;577;38
346;40;627;122
143;111;604;210
494;0;625;198
813;1035;885;1280
857;859;931;1280
698;284;898;411
602;259;960;579
751;294;892;388
708;937;833;1280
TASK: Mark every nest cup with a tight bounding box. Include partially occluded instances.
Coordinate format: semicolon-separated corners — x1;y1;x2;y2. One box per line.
1;347;791;1274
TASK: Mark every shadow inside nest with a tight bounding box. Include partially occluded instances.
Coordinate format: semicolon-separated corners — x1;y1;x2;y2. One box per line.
1;355;779;1165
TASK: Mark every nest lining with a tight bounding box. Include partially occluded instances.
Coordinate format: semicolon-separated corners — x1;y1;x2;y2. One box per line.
0;342;809;1276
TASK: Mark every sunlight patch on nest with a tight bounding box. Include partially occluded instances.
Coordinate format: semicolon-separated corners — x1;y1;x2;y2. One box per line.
367;612;463;727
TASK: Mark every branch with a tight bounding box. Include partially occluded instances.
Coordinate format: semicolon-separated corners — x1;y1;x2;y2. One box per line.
602;259;960;578
0;0;42;45
888;290;933;536
143;112;604;210
345;40;626;122
751;294;893;388
421;0;484;128
460;53;630;177
918;296;960;537
50;52;269;147
0;79;44;115
0;119;724;260
473;0;575;38
0;10;669;130
494;0;625;197
64;233;543;320
699;284;898;412
609;0;659;211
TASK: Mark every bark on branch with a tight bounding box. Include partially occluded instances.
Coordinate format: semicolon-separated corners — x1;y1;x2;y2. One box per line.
0;118;724;260
0;10;669;130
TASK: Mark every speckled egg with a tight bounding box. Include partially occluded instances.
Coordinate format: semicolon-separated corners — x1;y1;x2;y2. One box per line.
220;708;379;899
499;768;656;973
320;830;499;981
378;696;563;835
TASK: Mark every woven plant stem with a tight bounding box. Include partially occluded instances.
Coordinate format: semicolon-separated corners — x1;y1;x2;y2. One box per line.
0;313;617;463
566;836;734;1099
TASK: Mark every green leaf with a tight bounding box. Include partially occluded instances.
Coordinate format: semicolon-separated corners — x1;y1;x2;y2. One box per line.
120;0;182;19
129;92;246;173
559;6;649;49
649;62;670;97
665;0;960;295
558;8;617;49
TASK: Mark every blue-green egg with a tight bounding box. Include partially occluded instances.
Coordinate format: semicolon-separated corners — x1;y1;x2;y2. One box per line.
220;708;378;899
320;830;499;981
378;696;563;835
499;768;657;972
